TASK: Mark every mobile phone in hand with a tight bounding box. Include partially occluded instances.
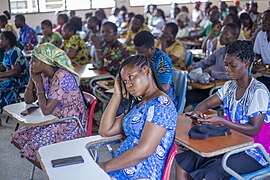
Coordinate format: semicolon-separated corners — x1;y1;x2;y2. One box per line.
185;113;201;120
51;155;84;168
20;106;39;116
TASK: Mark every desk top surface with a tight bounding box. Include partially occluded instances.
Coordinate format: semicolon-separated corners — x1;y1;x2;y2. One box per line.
175;115;254;157
3;102;57;126
38;135;111;180
188;80;227;89
74;64;109;80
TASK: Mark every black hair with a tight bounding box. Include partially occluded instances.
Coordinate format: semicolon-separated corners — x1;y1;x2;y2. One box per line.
1;31;17;47
0;15;7;24
89;16;99;24
69;16;82;31
157;9;166;21
102;21;117;32
58;13;69;23
263;9;270;15
228;6;238;15
63;22;77;33
225;23;240;38
134;14;145;24
224;13;241;27
41;19;52;27
118;54;163;113
15;14;25;23
85;12;93;19
239;12;253;30
3;10;11;20
133;31;154;48
226;40;254;64
166;22;178;37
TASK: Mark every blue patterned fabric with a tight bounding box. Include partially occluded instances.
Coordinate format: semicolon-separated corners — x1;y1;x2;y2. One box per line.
108;96;177;180
152;49;176;106
0;47;29;109
18;25;38;46
216;78;270;166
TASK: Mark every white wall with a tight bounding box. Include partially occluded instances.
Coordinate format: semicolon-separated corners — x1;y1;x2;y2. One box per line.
0;0;269;31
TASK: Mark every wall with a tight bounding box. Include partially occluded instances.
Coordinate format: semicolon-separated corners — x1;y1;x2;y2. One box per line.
0;0;269;31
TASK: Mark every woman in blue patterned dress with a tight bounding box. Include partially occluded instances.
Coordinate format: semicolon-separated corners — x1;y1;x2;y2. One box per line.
98;55;178;180
0;31;29;109
12;43;88;169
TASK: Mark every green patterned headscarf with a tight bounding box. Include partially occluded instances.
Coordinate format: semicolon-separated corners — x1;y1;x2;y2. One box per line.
32;43;78;76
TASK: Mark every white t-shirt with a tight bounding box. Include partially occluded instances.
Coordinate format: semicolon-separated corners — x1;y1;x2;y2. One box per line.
254;30;270;64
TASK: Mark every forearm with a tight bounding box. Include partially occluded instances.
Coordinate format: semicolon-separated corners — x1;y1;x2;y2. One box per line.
35;82;50;115
24;81;37;104
103;144;150;172
222;120;261;136
0;70;19;79
99;94;123;136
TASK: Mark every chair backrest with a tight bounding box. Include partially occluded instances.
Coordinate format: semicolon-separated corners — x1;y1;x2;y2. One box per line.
162;142;178;180
83;92;98;136
172;68;188;114
185;50;193;67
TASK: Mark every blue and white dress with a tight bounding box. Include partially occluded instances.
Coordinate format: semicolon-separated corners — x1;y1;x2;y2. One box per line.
108;95;177;180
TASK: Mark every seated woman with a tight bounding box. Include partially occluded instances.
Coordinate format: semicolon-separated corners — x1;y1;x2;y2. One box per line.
61;22;91;66
98;55;177;179
175;40;270;180
12;43;88;168
92;21;130;76
0;31;29;108
40;20;62;48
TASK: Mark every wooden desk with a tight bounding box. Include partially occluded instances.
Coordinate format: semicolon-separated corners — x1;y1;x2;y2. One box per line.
182;40;202;47
74;64;109;80
188;80;227;90
175;115;254;157
3;102;58;126
96;79;114;90
37;135;123;180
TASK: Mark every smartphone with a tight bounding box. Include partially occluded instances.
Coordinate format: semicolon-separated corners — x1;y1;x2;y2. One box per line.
20;106;39;116
51;155;84;168
185;113;201;120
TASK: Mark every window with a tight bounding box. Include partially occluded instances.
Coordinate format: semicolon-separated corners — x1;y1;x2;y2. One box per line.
10;0;38;14
9;0;115;14
130;0;208;6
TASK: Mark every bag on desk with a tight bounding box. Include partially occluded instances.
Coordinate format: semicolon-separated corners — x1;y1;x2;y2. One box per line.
188;124;231;140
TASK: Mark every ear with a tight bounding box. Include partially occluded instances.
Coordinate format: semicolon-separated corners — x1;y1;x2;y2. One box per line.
142;66;151;76
244;60;250;69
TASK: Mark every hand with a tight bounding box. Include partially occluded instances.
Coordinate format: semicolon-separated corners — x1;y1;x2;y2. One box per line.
91;34;100;48
199;114;225;126
187;65;195;71
114;76;128;99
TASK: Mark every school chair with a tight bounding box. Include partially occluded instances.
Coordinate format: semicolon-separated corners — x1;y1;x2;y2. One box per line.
222;143;270;180
87;135;178;180
29;92;97;179
185;50;193;67
172;68;188;114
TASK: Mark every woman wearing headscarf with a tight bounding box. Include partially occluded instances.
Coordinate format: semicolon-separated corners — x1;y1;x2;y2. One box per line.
176;12;190;39
12;43;88;168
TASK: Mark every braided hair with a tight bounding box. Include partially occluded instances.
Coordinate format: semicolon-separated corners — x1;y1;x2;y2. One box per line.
226;40;254;66
118;54;163;113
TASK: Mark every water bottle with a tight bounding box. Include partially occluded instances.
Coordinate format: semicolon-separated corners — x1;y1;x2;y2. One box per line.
206;39;213;56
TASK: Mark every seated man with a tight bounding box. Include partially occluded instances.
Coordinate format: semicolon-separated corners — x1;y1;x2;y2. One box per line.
14;14;37;48
155;22;185;70
253;10;270;91
125;14;150;45
186;23;240;106
134;31;176;106
175;40;270;180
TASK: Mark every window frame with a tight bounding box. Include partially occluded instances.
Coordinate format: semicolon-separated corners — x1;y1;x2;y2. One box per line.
129;0;209;7
8;0;115;14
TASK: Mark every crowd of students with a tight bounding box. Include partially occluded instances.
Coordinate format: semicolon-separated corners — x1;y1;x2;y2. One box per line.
0;0;270;179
